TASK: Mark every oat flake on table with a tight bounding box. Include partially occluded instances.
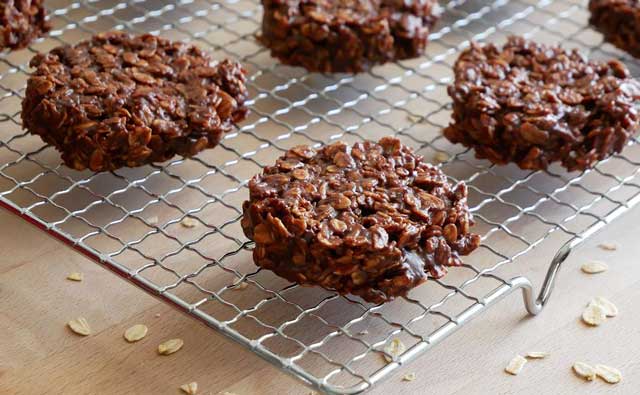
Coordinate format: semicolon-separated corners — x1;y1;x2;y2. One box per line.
232;281;248;290
180;217;198;228
406;114;423;123
67;317;91;336
123;324;148;343
180;382;198;394
402;372;416;382
158;338;184;355
434;151;450;164
598;242;619;251
66;272;83;281
589;296;618;317
526;351;549;359
580;261;608;274
505;355;527;375
573;362;596;381
595;364;622;384
383;338;406;362
581;303;607;326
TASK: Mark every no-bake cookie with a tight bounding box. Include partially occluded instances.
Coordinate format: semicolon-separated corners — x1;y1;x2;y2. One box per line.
1;0;49;50
589;0;640;58
241;137;480;303
259;0;440;73
444;36;640;171
22;32;249;172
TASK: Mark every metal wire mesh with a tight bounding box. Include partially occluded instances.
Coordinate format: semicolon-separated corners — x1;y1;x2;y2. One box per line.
1;0;640;393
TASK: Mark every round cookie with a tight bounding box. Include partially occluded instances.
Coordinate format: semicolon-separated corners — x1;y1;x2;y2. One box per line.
589;0;640;59
22;32;249;172
259;0;440;73
241;137;480;304
1;0;49;50
444;36;640;171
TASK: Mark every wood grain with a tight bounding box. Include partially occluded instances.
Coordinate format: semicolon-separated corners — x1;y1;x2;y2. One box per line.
1;206;639;395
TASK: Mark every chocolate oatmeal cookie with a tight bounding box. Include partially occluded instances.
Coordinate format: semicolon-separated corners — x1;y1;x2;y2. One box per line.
22;32;249;172
259;0;440;73
444;36;640;171
241;137;480;304
1;0;49;50
589;0;640;58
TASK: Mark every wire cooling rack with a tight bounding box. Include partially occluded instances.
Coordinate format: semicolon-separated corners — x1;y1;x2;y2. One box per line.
2;0;640;393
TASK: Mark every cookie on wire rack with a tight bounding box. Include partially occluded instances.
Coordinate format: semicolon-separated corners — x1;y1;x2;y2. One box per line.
22;32;249;172
444;36;640;171
259;0;441;73
589;0;640;58
241;137;480;304
1;0;50;50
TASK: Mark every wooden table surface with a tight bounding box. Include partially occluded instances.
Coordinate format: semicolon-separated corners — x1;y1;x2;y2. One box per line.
1;204;638;395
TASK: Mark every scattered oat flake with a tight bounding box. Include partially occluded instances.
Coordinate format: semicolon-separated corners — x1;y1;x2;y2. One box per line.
180;382;198;394
218;392;238;395
181;217;198;228
598;242;619;251
67;317;91;336
402;372;416;382
595;364;622;384
155;313;161;318
434;151;450;164
526;351;549;359
582;303;606;326
407;114;422;123
357;330;369;336
505;355;527;375
123;324;148;343
383;338;406;362
158;338;184;355
573;362;596;381
589;296;618;317
66;272;83;281
581;261;608;274
232;281;248;290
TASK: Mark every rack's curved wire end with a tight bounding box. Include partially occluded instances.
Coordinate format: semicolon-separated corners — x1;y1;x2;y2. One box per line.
510;241;573;315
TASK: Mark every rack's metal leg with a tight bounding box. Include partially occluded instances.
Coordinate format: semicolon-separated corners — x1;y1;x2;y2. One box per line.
510;241;573;315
